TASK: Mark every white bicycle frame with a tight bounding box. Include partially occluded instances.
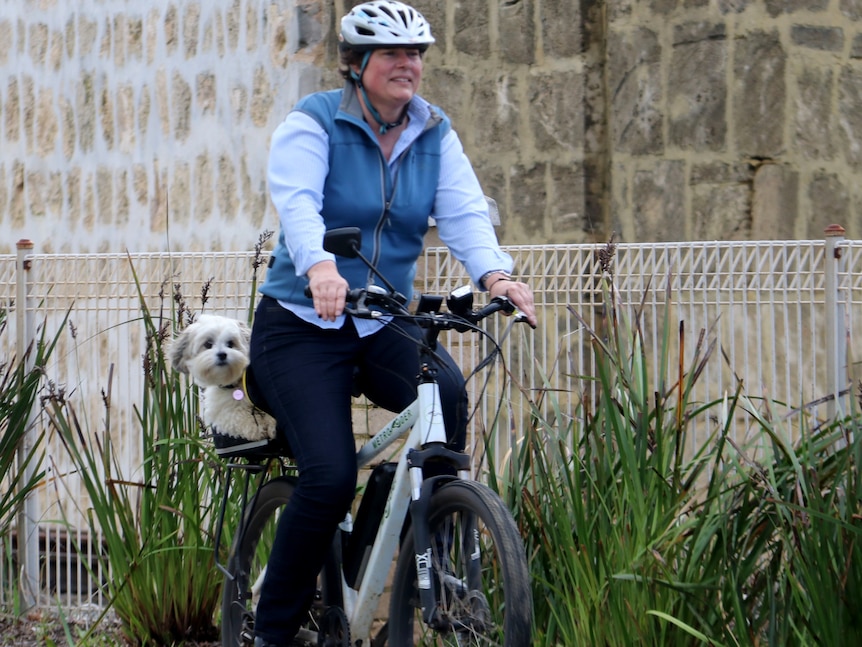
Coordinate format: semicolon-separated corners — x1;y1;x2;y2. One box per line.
347;376;467;644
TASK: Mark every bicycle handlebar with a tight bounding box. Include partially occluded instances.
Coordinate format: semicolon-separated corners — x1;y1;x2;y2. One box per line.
303;284;533;332
304;229;535;332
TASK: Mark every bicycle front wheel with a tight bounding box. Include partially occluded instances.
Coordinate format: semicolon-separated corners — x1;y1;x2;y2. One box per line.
388;479;532;646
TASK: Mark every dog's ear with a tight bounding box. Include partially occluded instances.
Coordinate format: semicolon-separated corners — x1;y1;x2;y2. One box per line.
168;325;195;374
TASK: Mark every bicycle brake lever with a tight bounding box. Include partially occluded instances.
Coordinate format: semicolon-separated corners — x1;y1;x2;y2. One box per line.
514;312;537;329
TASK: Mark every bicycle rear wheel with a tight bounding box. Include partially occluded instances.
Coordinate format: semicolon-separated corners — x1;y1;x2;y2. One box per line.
220;476;339;647
388;479;532;646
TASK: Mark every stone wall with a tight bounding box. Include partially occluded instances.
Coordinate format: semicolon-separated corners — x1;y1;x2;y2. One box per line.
0;0;331;253
2;0;862;254
607;0;862;243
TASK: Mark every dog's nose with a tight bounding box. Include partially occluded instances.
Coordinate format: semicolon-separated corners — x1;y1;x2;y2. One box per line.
217;351;228;363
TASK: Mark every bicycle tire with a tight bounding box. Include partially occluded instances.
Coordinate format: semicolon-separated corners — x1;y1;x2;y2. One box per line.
388;479;533;646
220;476;339;647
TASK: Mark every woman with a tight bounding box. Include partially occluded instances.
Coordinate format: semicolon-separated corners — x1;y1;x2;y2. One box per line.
248;2;536;645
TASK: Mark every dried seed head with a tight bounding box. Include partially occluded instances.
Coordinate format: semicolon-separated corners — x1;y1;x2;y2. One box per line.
253;230;274;271
597;234;617;276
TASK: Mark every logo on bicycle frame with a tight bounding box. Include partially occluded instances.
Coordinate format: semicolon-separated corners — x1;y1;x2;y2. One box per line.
422;405;444;425
371;408;413;449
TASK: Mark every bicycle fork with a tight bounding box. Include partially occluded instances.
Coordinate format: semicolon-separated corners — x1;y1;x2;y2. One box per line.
407;375;474;630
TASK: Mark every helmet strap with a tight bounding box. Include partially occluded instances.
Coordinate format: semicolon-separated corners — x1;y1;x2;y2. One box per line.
351;51;409;135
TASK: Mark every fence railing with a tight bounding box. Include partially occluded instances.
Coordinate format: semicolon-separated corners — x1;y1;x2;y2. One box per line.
426;228;854;452
1;228;858;608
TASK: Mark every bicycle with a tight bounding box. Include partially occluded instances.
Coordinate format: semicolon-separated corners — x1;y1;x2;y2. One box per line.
216;227;533;646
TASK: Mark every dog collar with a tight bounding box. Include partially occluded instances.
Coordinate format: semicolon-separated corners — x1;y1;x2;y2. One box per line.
220;382;245;401
222;368;257;402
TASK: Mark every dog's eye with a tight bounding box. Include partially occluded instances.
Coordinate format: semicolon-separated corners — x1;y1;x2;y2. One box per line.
203;340;213;349
226;340;235;349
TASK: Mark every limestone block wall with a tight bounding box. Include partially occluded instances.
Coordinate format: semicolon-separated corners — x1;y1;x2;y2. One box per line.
2;0;862;254
406;0;590;245
607;0;862;243
0;0;331;254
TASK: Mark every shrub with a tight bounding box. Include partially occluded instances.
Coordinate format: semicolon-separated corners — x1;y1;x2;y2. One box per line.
42;269;234;645
1;306;66;609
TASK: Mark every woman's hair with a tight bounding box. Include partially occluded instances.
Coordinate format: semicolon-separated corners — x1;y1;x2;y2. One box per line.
338;47;365;80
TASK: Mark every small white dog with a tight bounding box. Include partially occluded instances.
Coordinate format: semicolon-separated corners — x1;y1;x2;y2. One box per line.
169;314;276;444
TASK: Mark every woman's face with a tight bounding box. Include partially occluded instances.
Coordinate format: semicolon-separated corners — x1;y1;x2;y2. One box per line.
356;48;424;111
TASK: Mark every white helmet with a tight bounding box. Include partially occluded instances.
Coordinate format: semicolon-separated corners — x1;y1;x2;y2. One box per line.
340;1;435;51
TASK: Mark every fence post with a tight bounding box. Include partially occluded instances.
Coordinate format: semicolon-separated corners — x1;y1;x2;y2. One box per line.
15;239;40;608
824;224;847;420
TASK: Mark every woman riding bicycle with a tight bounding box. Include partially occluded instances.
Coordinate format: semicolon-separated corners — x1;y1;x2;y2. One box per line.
247;2;536;644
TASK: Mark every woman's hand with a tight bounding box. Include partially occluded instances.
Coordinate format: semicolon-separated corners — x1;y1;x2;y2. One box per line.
307;260;349;321
488;277;538;328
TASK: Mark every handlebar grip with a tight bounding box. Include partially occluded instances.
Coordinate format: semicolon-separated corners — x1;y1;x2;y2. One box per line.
474;296;516;320
303;285;365;303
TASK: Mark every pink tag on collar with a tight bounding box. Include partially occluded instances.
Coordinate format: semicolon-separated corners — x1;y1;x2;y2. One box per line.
233;389;244;401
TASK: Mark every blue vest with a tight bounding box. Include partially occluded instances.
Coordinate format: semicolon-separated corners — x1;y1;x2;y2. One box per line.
261;86;451;306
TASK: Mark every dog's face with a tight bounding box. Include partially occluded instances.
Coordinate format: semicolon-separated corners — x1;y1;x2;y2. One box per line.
169;315;251;387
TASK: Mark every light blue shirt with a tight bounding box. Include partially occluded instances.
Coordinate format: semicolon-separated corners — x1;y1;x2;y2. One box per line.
270;93;513;336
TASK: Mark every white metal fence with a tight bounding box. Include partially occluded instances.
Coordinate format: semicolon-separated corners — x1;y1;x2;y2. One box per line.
1;230;859;608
